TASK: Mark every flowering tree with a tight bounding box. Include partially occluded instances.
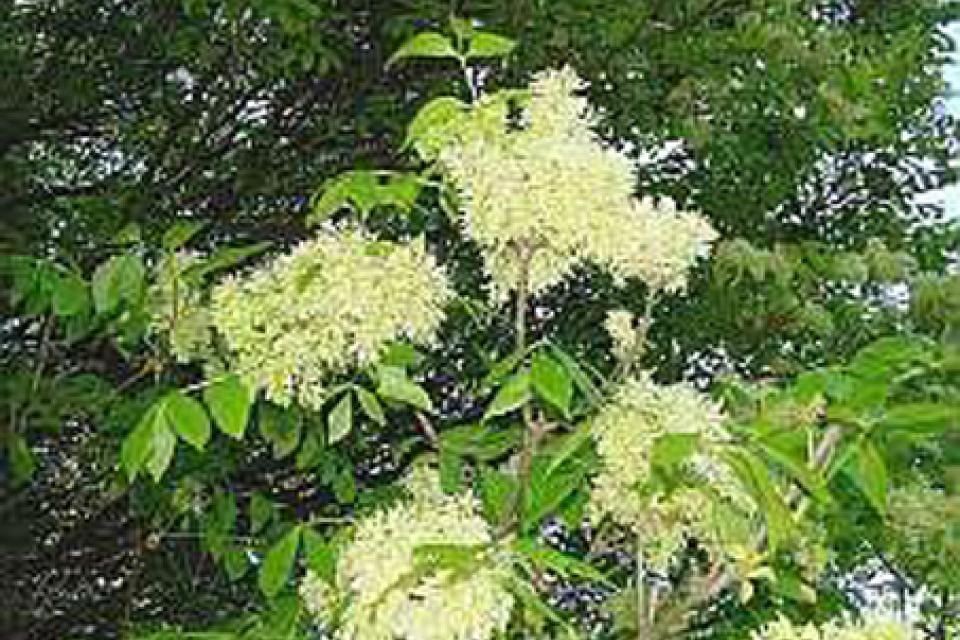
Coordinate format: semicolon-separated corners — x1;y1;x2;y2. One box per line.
4;15;960;640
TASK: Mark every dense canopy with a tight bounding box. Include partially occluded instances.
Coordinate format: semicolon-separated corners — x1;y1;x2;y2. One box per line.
2;1;960;639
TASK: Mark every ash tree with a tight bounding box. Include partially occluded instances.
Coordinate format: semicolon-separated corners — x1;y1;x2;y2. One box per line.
2;3;960;640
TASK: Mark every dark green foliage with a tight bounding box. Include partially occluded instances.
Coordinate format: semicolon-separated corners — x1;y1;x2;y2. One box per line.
3;1;960;638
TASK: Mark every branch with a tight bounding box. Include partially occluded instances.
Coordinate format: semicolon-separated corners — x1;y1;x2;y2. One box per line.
652;423;845;637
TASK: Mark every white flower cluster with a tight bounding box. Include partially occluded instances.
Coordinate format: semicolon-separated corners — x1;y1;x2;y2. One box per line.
300;467;514;640
751;615;917;640
604;309;647;365
210;229;450;410
435;66;718;300
589;373;755;570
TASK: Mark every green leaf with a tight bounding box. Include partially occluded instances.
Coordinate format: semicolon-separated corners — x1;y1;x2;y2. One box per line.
504;574;575;635
515;538;614;587
309;171;376;222
541;421;592;477
440;423;522;461
121;402;162;481
9;435;36;487
91;254;145;315
258;525;301;599
203;374;253;439
531;352;573;417
483;372;530;422
302;527;337;582
162;220;205;250
439;449;464;493
755;431;830;504
879;402;960;435
181;242;271;283
482;350;525;388
649;433;700;474
249;492;274;535
259;404;301;459
356;388;386;426
223;547;249;581
120;391;200;482
296;433;324;470
466;32;516;59
253;594;301;639
202;490;237;559
332;467;356;503
548;344;603;406
115;222;141;245
307;171;422;225
386;32;459;68
380;342;419;368
308;176;351;223
164;391;211;450
377;366;433;412
722;447;793;551
791;370;829;403
479;467;518;527
146;420;177;482
772;567;818;604
3;256;53;313
523;456;587;532
52;272;89;318
327;392;353;444
848;337;930;381
405;96;468;156
448;16;474;43
845;439;888;515
413;542;485;577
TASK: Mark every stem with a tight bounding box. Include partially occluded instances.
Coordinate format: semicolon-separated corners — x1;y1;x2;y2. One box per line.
169;254;180;332
116;359;160;393
636;532;647;640
415;411;440;449
462;61;479;103
514;250;529;357
504;242;536;535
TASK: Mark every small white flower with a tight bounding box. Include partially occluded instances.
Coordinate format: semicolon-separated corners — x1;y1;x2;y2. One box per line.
210;229;451;410
432;66;718;301
589;373;755;571
301;467;514;640
604;309;639;363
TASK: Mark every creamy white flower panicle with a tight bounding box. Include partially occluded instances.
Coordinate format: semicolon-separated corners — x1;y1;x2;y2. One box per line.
300;570;337;625
210;229;451;411
589;373;755;570
604;309;642;364
751;615;918;640
300;467;514;640
435;66;718;300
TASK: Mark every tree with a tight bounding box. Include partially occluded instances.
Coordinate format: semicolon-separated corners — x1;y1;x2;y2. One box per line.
2;2;960;639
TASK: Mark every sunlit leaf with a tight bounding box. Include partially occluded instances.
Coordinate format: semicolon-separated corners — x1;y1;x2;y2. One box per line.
386;32;459;68
203;374;253;439
483;372;530;422
327;392;353;444
258;525;301;598
377;366;433;412
466;32;515;59
530;351;572;417
164;391;211;450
